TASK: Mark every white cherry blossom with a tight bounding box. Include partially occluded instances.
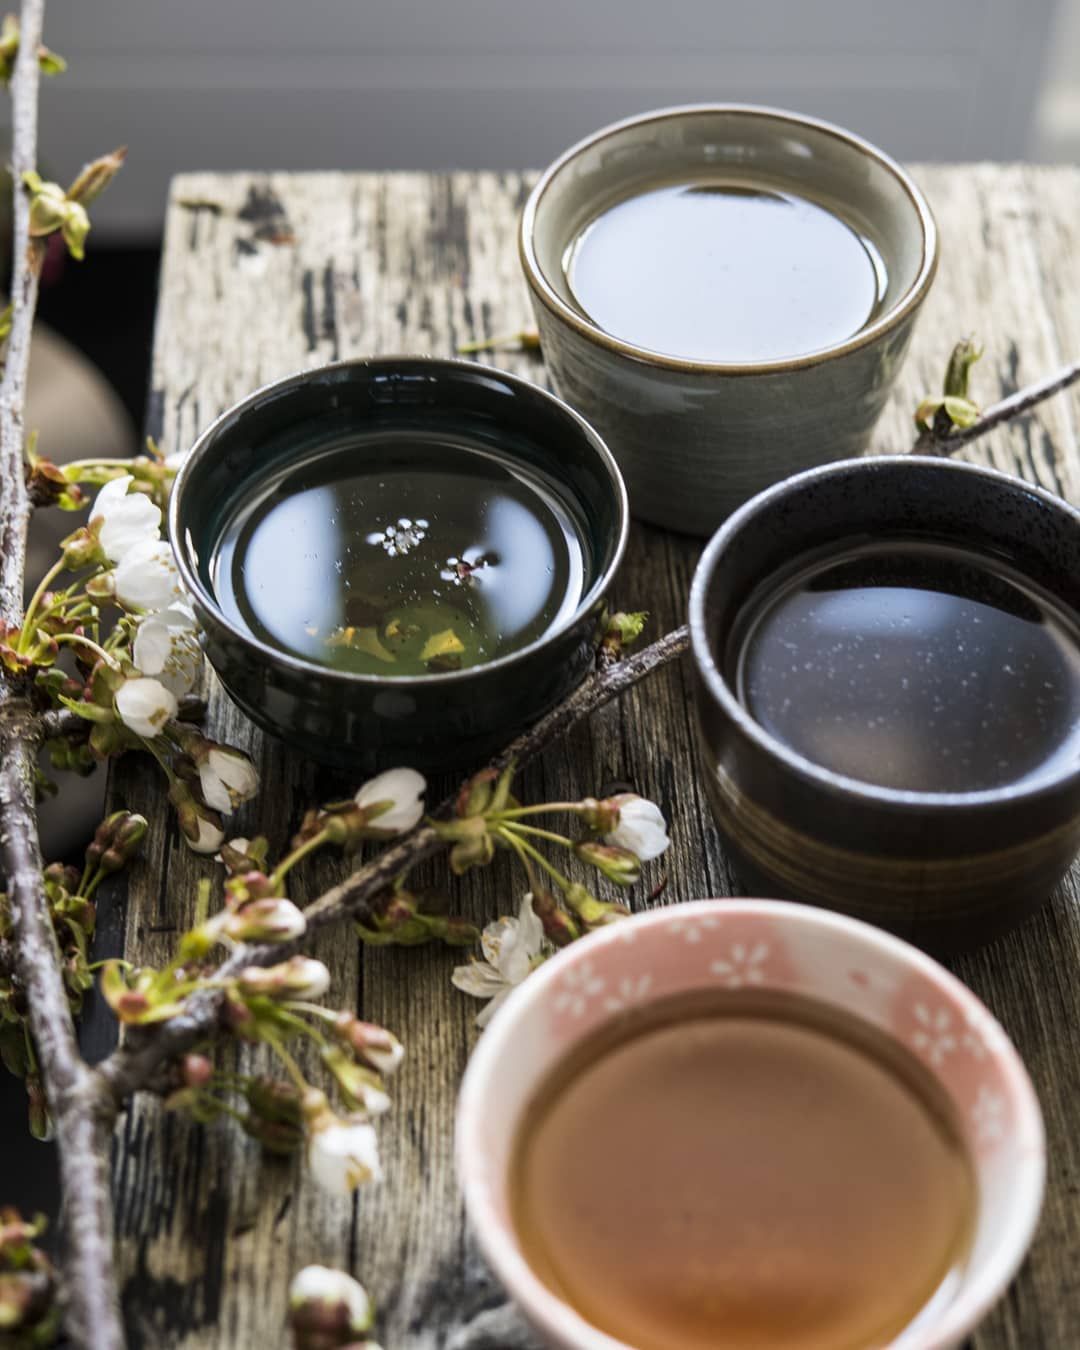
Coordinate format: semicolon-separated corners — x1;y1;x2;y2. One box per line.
114;538;183;612
354;767;426;834
452;894;547;1027
198;746;259;814
90;475;161;563
114;675;177;738
133;603;200;696
605;794;670;861
307;1117;382;1196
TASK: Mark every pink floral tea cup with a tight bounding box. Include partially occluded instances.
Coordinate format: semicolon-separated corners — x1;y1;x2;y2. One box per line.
456;899;1045;1350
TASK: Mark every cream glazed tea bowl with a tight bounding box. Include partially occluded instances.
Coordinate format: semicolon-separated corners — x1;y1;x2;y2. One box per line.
520;104;937;535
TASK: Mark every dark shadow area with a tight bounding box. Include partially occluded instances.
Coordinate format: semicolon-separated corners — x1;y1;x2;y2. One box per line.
37;242;161;431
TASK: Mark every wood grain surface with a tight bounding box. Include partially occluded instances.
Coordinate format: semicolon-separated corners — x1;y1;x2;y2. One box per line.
101;167;1080;1348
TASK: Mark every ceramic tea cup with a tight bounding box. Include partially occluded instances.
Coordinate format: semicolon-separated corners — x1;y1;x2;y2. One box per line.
169;358;628;773
520;104;937;535
689;455;1080;951
457;899;1045;1350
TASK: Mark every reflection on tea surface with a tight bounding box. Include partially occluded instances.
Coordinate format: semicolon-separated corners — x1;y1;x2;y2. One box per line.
512;989;974;1350
564;181;886;362
735;539;1080;792
212;432;586;676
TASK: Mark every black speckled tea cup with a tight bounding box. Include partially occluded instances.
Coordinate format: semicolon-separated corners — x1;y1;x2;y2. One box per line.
690;455;1080;951
169;358;628;774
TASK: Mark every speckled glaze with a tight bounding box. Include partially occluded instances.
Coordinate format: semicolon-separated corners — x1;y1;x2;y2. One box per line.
689;456;1080;951
169;358;628;773
520;105;937;536
457;900;1045;1350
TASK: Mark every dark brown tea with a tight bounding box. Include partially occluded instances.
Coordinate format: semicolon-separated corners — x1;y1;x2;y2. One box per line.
511;989;975;1350
733;539;1080;792
564;180;886;362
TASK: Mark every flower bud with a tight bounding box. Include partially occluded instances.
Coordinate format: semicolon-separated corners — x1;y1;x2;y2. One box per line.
54;894;96;938
244;1076;304;1155
320;1048;391;1116
43;861;80;894
530;889;580;947
224;868;280;908
333;1015;404;1077
235;956;331;1001
168;780;225;855
288;1265;375;1347
180;1054;215;1089
352;767;426;836
59;523;105;570
599;609;648;663
26;455;85;509
455;767;497;818
223;897;307;943
563;882;630;930
574;840;641;886
66;146;127;207
431;816;494;875
577;796;620;833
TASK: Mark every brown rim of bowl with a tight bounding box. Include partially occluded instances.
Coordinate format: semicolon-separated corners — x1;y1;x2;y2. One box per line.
688;454;1080;810
519;103;939;377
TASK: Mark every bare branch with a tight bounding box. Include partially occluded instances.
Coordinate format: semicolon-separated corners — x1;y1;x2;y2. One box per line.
0;0;45;625
97;624;691;1103
0;4;126;1347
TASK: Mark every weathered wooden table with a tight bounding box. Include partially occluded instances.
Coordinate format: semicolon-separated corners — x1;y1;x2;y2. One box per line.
105;166;1080;1349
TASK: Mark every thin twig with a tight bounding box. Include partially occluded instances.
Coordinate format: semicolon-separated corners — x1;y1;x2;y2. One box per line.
916;358;1080;454
0;4;126;1347
97;624;690;1103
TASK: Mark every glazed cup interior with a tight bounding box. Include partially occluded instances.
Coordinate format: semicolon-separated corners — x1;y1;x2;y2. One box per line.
457;900;1045;1350
691;454;1080;808
522;104;935;370
170;357;628;689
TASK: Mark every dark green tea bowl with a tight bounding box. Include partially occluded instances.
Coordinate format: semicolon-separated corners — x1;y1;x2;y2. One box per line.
689;455;1080;952
169;358;628;773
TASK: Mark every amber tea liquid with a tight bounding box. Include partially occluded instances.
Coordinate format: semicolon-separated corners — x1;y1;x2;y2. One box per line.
511;989;975;1350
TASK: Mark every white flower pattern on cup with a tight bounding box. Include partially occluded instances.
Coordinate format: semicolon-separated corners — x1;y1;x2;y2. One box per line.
604;974;653;1012
668;915;719;945
553;961;605;1018
710;941;769;988
972;1084;1007;1144
910;1003;960;1066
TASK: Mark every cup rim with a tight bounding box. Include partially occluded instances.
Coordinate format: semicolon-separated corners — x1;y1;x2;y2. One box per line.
688;453;1080;810
519;103;939;376
457;897;1046;1350
167;355;630;689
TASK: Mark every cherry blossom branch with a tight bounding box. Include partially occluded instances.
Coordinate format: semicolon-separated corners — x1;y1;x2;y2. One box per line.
0;5;126;1346
97;623;691;1103
915;357;1080;454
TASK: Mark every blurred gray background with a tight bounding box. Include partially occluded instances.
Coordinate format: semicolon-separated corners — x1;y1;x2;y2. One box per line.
35;0;1080;242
